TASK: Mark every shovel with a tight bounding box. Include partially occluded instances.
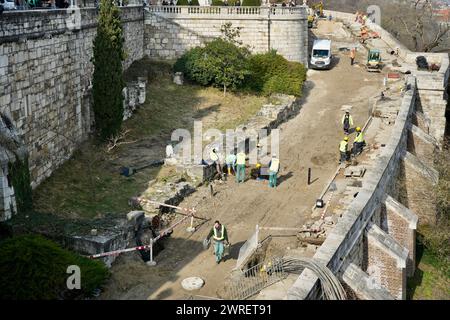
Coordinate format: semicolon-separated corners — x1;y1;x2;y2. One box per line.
120;159;164;177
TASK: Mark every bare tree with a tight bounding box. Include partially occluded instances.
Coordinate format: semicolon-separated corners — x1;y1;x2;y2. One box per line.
393;0;450;52
326;0;450;52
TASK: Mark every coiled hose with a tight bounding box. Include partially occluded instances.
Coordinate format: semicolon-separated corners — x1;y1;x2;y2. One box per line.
270;257;347;300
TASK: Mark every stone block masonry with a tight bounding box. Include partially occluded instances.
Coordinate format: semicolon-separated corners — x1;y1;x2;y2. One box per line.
144;6;309;66
0;6;144;188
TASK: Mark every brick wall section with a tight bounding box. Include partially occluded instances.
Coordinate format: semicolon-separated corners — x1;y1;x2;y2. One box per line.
144;6;309;65
407;124;439;168
365;224;408;300
0;7;144;188
401;152;438;225
382;195;418;277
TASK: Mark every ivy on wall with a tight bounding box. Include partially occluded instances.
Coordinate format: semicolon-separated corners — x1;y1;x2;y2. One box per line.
8;156;33;214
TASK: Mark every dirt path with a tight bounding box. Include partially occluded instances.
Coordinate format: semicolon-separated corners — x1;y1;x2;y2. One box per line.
100;20;385;300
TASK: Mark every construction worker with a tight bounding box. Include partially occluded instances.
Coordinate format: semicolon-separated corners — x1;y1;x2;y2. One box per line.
341;111;354;134
225;151;237;176
251;163;263;181
206;220;229;264
339;137;349;164
236;150;246;183
268;153;280;188
353;127;366;156
350;47;356;66
209;148;223;179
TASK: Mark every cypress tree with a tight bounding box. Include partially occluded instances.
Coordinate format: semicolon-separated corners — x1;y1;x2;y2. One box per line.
92;0;125;141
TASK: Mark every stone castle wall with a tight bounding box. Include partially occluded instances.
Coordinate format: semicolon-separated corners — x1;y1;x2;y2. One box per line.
0;6;144;188
144;6;309;66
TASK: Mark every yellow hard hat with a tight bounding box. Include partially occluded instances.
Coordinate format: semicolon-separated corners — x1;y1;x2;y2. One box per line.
356;127;361;132
344;137;349;141
256;163;261;168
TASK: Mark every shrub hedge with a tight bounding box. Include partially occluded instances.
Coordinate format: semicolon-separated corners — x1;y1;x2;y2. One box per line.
242;0;260;5
246;51;307;96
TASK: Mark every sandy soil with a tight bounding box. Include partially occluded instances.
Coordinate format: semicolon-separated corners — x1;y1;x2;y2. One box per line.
99;20;385;300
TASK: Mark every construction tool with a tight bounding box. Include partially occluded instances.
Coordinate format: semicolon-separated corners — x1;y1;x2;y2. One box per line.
120;159;164;177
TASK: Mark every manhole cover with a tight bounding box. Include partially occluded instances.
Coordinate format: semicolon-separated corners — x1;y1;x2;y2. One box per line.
181;277;204;291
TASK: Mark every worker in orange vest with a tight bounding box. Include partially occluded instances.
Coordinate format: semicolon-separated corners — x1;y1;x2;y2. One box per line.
350;48;356;66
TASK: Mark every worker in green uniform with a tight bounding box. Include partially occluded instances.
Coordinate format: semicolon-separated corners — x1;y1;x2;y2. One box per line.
268;153;280;188
206;220;230;264
236;151;246;183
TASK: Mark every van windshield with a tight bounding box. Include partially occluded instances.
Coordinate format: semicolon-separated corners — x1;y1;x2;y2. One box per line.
313;49;329;58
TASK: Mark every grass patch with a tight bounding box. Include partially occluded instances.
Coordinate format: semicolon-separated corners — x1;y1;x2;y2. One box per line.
33;145;158;220
407;240;450;300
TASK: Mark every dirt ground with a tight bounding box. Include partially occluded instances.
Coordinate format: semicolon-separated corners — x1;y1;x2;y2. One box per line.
99;20;385;300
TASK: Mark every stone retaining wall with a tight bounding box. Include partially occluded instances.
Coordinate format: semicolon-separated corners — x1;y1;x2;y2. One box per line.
144;6;309;65
0;6;144;188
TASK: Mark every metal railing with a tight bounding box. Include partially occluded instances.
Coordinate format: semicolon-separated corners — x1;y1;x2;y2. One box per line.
147;5;306;17
227;258;287;300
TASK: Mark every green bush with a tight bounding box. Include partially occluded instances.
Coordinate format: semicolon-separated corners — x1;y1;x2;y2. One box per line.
174;47;215;85
176;0;189;4
190;0;200;4
0;235;110;299
211;0;225;5
242;0;260;5
175;39;251;94
246;51;307;97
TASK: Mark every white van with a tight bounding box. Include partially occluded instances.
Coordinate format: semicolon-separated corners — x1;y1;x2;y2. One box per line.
310;39;332;69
